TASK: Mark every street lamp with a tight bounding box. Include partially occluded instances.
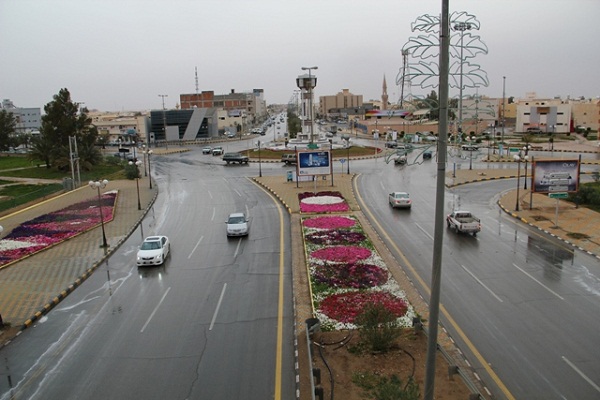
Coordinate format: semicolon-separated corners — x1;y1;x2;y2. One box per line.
141;144;148;176
89;179;109;248
522;145;532;189
129;160;143;210
513;155;522;211
145;149;153;189
468;136;476;170
257;140;262;177
346;142;350;174
452;22;473;136
158;94;168;149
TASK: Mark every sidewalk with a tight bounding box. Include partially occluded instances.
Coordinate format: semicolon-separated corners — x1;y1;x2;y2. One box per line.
0;178;157;331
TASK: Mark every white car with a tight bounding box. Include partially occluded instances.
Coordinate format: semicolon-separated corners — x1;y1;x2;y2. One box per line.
202;146;212;154
212;146;224;156
388;192;412;209
137;236;170;266
226;212;249;237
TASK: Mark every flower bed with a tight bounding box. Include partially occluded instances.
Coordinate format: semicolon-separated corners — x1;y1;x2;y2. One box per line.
0;191;118;269
298;191;350;213
302;215;415;330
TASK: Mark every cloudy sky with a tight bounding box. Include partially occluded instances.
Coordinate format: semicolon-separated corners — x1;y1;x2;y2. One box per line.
1;0;598;112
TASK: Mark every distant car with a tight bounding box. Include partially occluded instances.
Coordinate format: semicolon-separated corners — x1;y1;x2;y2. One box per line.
461;144;479;151
388;192;412;209
226;212;249;237
202;146;212;154
385;141;398;148
212;146;224;156
281;153;297;165
226;132;236;138
394;154;407;165
137;236;170;266
422;150;433;159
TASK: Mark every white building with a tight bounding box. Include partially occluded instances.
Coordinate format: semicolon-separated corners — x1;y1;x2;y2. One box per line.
1;99;41;134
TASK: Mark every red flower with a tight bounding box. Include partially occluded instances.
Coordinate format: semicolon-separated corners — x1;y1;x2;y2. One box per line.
319;291;408;324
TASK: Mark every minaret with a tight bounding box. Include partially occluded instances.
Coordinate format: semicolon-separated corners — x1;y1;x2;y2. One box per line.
382;75;388;110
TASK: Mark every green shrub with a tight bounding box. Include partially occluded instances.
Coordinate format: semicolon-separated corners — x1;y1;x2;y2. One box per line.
355;303;401;353
352;372;420;400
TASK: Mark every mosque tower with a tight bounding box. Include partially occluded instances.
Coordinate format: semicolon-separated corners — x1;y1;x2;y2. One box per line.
381;75;389;110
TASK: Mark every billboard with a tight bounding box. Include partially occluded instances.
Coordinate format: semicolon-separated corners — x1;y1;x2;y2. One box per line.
531;159;579;193
297;150;331;176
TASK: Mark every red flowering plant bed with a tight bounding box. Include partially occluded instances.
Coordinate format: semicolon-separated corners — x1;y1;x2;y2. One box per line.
298;191;350;213
302;215;414;330
0;191;118;269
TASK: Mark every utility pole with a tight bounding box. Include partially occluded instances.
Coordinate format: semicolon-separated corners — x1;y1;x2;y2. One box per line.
158;94;168;149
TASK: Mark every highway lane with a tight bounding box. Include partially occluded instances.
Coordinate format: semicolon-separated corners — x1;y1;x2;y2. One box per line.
0;148;296;400
355;155;600;399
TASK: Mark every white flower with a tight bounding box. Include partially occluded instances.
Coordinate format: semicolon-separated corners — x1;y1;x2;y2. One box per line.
301;196;344;205
0;239;38;251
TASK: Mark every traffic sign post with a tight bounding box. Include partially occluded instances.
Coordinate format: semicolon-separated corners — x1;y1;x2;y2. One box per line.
548;192;568;227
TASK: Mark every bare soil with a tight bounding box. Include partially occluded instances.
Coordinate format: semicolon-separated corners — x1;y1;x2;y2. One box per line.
309;330;473;400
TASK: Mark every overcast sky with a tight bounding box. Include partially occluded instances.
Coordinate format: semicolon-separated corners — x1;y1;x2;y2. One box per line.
1;0;598;112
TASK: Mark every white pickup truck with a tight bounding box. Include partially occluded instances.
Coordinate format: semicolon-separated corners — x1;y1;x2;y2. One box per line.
446;211;481;236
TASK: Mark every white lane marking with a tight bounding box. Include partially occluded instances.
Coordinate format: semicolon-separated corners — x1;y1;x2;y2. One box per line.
210;283;227;331
415;222;434;241
233;189;242;197
211;207;216;221
512;263;564;300
140;287;171;333
234;237;242;258
188;235;204;259
460;265;504;302
562;356;600;393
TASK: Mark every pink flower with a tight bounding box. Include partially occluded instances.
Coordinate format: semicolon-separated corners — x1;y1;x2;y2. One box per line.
311;245;371;263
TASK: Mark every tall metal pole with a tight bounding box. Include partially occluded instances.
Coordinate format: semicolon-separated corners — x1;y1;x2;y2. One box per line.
515;157;521;211
159;94;168;149
258;140;262;177
424;1;449;398
502;76;506;156
454;22;471;136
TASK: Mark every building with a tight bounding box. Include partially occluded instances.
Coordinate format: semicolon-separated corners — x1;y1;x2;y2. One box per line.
515;96;571;134
570;98;600;132
179;88;267;125
1;99;41;135
89;111;148;145
319;89;364;119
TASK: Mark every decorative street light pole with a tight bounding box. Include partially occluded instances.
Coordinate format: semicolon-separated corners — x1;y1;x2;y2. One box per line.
522;145;532;189
469;136;476;170
514;154;522;211
452;21;472;136
142;144;148;176
129;160;143;210
89;179;109;248
258;140;262;177
146;149;153;189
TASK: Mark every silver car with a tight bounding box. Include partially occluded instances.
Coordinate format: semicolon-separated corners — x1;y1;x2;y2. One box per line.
226;212;249;237
388;192;412;209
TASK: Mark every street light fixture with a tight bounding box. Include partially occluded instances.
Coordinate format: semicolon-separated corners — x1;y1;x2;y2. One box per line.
468;135;476;170
513;155;522;211
145;149;153;189
129;160;143;210
522;145;532;189
258;140;262;177
452;22;472;136
89;179;109;248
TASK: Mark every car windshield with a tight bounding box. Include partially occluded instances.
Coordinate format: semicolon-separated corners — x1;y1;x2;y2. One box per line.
141;241;160;250
228;216;245;224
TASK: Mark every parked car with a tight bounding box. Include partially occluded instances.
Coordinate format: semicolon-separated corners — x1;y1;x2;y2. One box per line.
202;146;212;154
212;146;224;156
226;212;249;237
137;236;170;266
388;191;412;209
461;144;479;151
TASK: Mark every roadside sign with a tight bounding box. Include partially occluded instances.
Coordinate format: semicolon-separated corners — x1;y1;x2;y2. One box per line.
548;192;568;199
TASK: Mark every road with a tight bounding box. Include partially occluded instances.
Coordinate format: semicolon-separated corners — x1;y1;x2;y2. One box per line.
0;148;296;400
355;151;600;399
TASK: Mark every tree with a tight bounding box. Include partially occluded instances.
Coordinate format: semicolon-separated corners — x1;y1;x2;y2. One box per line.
39;88;101;170
0;109;17;151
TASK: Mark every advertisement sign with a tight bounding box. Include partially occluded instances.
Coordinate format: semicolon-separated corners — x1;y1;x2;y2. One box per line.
532;159;579;193
297;150;331;176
